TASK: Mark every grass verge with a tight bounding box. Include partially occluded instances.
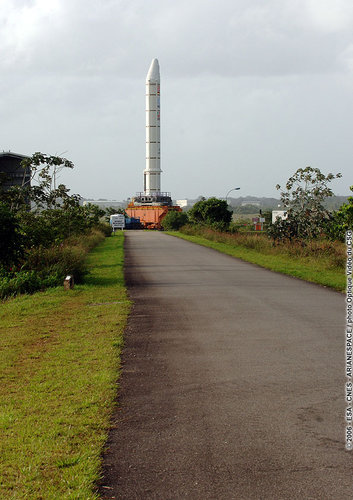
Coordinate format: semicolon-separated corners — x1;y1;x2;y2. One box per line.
167;230;345;291
0;233;129;499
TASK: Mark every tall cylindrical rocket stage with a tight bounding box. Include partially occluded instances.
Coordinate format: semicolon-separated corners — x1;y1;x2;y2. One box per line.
144;58;161;195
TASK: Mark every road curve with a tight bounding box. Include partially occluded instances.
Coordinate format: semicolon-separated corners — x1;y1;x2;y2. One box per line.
100;231;349;500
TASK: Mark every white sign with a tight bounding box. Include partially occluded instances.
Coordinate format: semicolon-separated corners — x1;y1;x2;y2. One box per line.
110;214;125;229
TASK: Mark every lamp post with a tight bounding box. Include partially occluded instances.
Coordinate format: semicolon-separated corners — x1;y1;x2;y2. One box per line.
225;187;240;206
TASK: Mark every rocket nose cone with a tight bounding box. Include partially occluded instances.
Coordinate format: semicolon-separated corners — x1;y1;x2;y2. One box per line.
146;58;160;82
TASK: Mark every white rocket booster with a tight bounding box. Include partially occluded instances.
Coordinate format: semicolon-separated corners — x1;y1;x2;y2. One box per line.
144;58;161;195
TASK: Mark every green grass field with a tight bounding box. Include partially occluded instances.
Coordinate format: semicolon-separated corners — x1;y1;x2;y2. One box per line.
167;230;346;291
0;234;129;499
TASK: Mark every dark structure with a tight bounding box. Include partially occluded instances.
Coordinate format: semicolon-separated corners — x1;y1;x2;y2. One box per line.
0;152;30;192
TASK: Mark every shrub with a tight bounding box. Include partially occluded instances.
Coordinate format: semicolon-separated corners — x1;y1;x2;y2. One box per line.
0;229;106;300
24;245;88;284
161;211;188;230
228;222;240;234
65;229;105;252
23;230;105;285
188;198;232;229
0;271;42;299
95;221;112;237
325;185;353;242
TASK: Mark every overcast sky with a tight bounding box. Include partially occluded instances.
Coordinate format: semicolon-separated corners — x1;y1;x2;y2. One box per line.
1;0;352;200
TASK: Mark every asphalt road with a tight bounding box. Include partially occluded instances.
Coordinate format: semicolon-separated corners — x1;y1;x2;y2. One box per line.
100;231;350;500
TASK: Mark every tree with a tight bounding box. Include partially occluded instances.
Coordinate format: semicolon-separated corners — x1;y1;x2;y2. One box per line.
269;167;342;240
325;186;353;241
188;197;232;230
161;210;188;230
18;203;107;248
0;152;108;249
0;152;74;211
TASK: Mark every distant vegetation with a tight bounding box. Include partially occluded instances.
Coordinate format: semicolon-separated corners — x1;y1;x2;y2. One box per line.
232;204;263;214
178;166;352;243
0;153;111;299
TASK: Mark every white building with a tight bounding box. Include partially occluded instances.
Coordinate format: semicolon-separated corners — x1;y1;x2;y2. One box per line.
176;199;188;208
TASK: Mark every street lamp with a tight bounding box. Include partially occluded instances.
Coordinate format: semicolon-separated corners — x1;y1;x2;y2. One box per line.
225;187;240;205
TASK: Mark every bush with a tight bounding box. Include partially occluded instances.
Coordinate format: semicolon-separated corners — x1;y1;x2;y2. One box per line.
188;198;232;229
64;229;106;252
325;185;353;242
228;222;240;234
14;205;108;249
161;211;188;230
0;229;106;300
24;245;88;284
95;221;112;237
24;230;106;284
0;271;42;299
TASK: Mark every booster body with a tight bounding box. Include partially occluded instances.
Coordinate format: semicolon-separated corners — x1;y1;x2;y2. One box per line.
144;58;161;195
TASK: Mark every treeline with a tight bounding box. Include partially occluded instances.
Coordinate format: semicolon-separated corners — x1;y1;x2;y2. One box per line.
0;153;111;299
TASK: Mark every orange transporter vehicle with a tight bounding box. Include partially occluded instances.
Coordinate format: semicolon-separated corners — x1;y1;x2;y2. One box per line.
126;192;181;230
